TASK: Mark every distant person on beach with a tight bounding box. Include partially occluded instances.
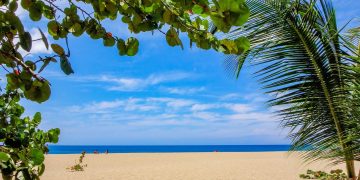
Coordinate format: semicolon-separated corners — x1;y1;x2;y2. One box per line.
105;149;109;154
94;150;99;154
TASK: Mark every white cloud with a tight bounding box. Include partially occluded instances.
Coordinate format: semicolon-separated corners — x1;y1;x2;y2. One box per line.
38;94;287;144
226;103;253;113
226;112;278;122
166;99;196;108
219;93;243;101
162;87;206;95
191;103;219;111
72;71;194;91
65;96;277;126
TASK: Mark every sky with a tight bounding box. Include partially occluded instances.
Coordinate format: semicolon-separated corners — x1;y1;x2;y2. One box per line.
5;0;360;145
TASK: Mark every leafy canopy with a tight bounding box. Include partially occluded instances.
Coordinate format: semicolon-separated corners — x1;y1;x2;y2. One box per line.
0;91;60;180
1;0;250;103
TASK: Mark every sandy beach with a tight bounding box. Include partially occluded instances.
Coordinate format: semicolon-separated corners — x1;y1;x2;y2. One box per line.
42;152;359;180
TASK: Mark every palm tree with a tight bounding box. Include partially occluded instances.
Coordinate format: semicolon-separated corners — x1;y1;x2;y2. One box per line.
223;0;360;178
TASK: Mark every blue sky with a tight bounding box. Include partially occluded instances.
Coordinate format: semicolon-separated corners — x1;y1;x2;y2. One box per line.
8;0;360;145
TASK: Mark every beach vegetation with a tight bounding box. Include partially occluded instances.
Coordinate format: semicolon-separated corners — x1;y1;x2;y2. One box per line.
67;151;87;172
223;0;360;179
300;169;347;180
0;90;60;180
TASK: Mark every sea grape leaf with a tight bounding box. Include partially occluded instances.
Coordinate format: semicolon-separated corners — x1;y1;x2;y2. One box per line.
163;10;172;23
47;128;60;143
0;152;10;161
29;149;44;165
6;73;22;90
60;56;74;75
235;36;250;53
103;37;115;47
19;32;32;52
24;80;51;103
20;0;32;9
125;37;139;56
192;5;203;14
33;112;41;126
47;20;60;36
38;59;50;73
38;164;45;176
166;27;182;48
117;39;127;55
51;44;65;56
38;28;49;50
9;0;18;12
29;2;42;21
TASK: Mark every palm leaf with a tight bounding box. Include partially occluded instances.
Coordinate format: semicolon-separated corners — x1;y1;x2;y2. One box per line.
223;0;360;177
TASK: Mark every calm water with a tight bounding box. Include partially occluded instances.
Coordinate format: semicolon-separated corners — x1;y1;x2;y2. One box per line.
48;145;291;154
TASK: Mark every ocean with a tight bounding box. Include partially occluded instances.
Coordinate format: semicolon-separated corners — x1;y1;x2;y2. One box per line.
48;145;291;154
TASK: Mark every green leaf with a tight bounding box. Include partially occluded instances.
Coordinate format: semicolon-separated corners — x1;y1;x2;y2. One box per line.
24;80;51;103
192;5;204;14
163;10;172;23
47;21;60;36
231;5;250;26
103;37;115;47
20;0;32;9
38;164;45;176
38;28;49;50
25;60;36;71
33;112;41;126
48;128;60;143
20;32;32;52
234;36;250;53
60;56;74;75
0;152;10;161
117;39;127;55
219;39;238;54
70;23;84;37
38;59;51;73
29;149;44;165
43;5;55;19
9;0;18;12
29;2;42;21
51;44;65;56
125;37;139;56
5;11;25;34
6;73;22;90
121;16;131;23
166;27;182;48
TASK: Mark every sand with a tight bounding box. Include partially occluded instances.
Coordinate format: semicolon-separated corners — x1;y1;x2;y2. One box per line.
42;152;359;180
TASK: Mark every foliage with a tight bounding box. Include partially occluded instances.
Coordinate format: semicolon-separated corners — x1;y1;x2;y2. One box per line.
67;151;87;172
1;0;251;103
223;0;360;178
299;169;347;180
0;90;60;180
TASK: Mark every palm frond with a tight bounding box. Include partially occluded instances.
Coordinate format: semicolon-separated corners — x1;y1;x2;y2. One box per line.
223;0;360;176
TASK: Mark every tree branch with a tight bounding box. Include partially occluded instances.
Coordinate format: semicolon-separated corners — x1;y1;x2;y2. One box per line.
0;51;45;82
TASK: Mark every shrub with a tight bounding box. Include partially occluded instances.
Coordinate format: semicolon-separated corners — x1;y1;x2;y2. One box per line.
0;91;60;180
299;169;347;180
67;151;87;172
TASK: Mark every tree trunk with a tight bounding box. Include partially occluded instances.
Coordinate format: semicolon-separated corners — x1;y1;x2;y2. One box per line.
345;159;356;179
